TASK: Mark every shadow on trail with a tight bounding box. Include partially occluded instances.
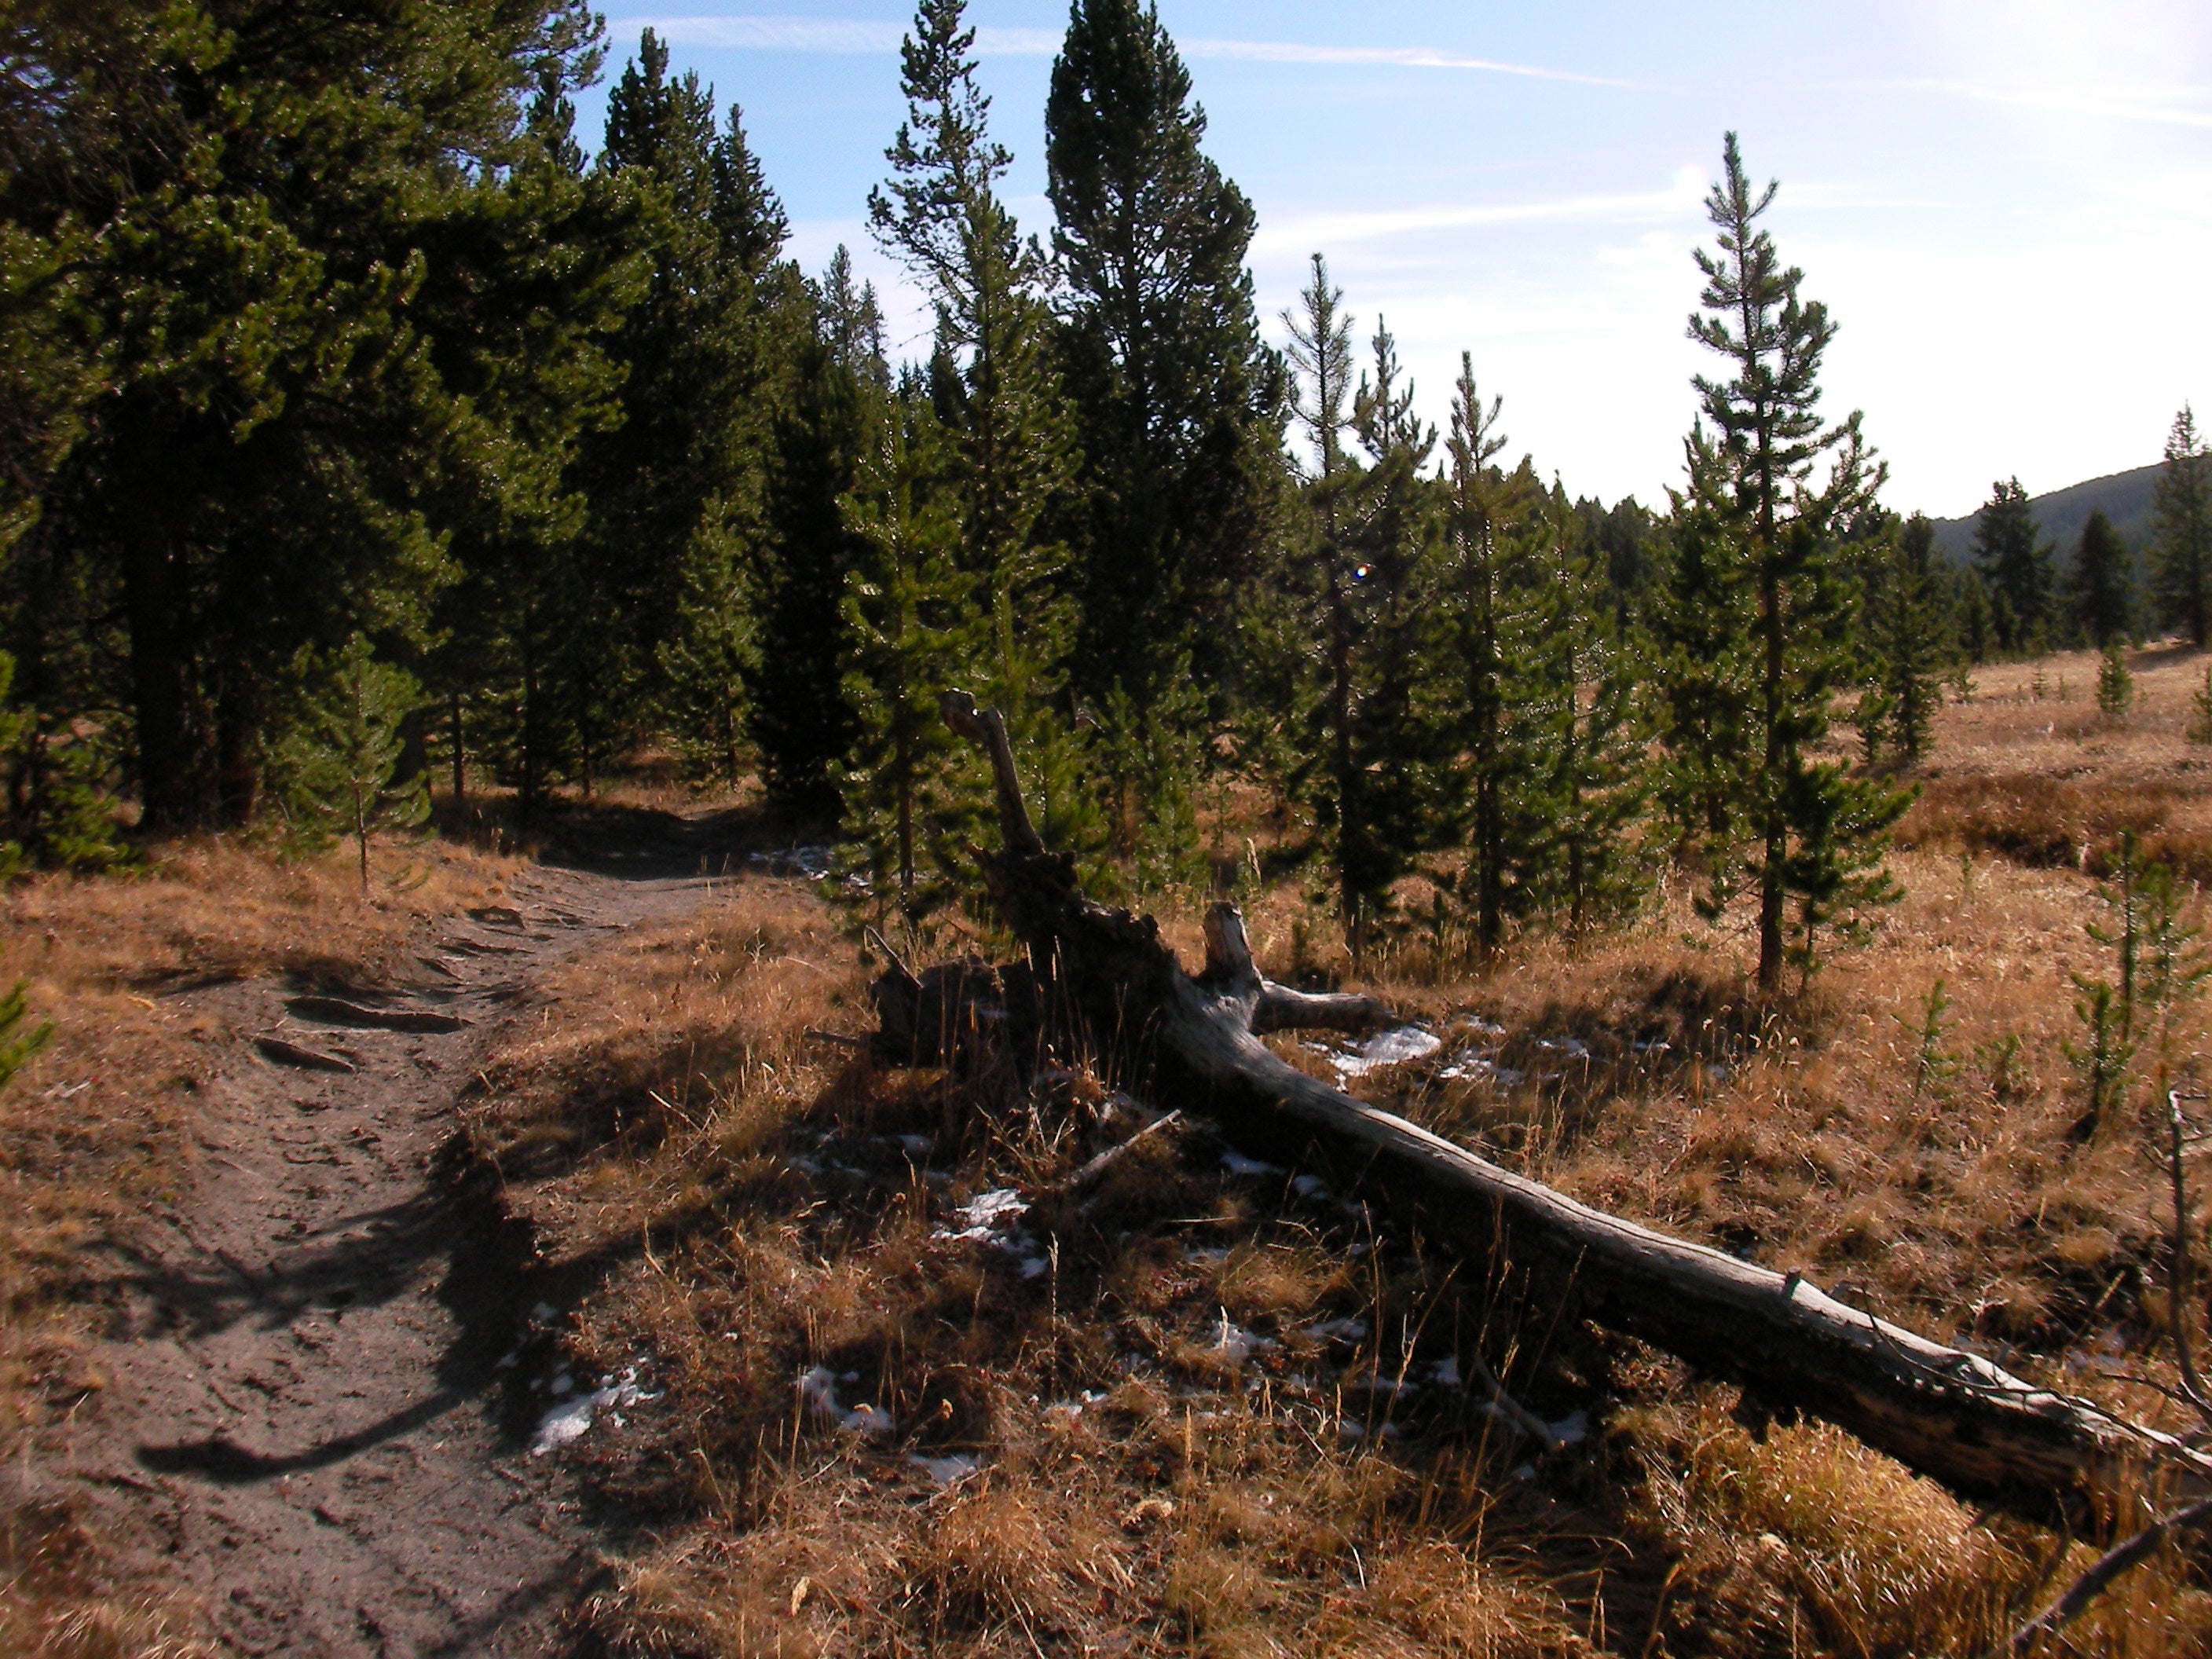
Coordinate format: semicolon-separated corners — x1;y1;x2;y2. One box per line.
514;797;833;884
132;1144;555;1484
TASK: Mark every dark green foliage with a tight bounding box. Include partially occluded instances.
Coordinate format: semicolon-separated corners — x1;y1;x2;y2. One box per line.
1645;478;1753;882
2152;406;2212;646
836;375;977;920
751;252;886;815
1283;266;1444;958
1859;512;1950;766
1045;0;1284;717
1531;483;1650;939
1954;566;1994;665
3;0;622;828
564;32;797;796
1676;132;1906;991
870;0;1084;855
1437;356;1545;960
1336;320;1443;948
1972;478;2053;653
2066;508;2133;649
0;650;129;873
1899;977;1959;1099
0;977;52;1093
276;635;430;888
2097;642;2134;720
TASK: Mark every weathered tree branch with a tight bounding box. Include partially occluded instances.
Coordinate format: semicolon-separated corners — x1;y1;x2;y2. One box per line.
902;691;2212;1533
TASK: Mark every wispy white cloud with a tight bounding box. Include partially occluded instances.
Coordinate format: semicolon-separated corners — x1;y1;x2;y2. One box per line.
617;15;1645;86
1174;38;1645;89
1885;78;2212;129
1249;164;1706;256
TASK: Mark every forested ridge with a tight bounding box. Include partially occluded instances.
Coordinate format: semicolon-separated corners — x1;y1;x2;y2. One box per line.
4;0;2209;987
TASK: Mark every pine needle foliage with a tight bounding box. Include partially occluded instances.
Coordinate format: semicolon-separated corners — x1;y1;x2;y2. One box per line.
2153;405;2212;646
2097;643;2135;720
0;978;51;1094
1675;131;1907;991
836;377;976;924
276;635;430;890
1437;357;1545;961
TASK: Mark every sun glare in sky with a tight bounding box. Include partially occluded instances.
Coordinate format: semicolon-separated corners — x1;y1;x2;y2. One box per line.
591;2;2212;519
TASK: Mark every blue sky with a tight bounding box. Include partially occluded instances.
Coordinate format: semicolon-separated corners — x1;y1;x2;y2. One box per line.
587;2;2212;519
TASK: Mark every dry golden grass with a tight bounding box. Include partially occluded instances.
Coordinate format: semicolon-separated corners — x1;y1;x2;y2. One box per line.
0;833;519;1653
515;646;2212;1657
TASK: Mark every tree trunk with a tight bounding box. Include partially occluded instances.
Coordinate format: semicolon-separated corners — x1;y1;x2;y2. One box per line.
917;690;2212;1534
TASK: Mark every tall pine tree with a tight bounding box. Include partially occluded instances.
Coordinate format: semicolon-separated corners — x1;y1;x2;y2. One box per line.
2065;507;2133;649
1044;0;1284;714
1679;131;1905;990
1971;478;2052;654
868;0;1082;844
2152;406;2212;646
1437;353;1544;961
837;372;976;921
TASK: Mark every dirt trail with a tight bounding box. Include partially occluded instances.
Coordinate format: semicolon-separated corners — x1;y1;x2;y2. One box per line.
38;852;717;1657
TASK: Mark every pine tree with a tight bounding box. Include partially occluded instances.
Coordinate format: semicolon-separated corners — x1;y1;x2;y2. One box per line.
837;376;977;920
1645;453;1752;893
2065;507;2133;649
1971;478;2052;653
751;253;886;815
1045;0;1284;714
1955;566;1994;665
1864;513;1949;765
1533;482;1650;939
574;34;794;798
1337;320;1442;949
1282;255;1364;954
869;0;1082;844
2152;406;2212;646
276;635;430;890
1437;353;1544;961
5;0;625;829
1680;132;1906;991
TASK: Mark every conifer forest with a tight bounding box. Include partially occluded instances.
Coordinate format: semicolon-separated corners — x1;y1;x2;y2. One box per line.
5;3;2212;1655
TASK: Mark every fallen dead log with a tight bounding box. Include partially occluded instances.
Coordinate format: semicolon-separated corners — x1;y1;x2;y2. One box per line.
907;690;2212;1533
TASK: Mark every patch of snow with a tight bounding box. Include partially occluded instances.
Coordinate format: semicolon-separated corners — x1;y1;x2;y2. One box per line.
1548;1410;1589;1447
533;1365;659;1456
910;1453;978;1485
1209;1313;1276;1362
1429;1355;1462;1388
951;1188;1028;1235
749;845;833;879
797;1366;895;1440
897;1133;934;1158
1439;1054;1525;1086
1291;1173;1330;1199
1016;1249;1052;1280
548;1372;573;1397
1535;1037;1591;1058
1331;1025;1443;1077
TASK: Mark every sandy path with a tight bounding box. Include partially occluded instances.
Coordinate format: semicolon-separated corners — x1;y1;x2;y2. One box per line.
42;860;711;1657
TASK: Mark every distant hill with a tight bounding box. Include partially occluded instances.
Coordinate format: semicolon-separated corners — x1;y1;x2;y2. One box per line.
1928;462;2161;564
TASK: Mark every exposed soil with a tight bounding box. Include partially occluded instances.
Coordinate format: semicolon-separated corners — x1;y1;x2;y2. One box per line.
22;818;741;1656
